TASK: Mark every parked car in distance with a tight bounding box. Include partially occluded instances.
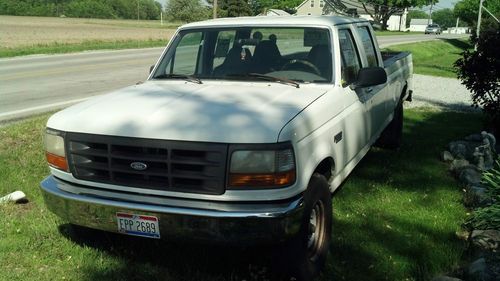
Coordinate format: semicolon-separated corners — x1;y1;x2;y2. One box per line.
425;24;442;34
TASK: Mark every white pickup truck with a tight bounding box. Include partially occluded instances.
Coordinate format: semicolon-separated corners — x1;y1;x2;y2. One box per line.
40;16;412;280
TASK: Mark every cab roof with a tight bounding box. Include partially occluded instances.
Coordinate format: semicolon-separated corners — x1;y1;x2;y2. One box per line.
181;15;369;29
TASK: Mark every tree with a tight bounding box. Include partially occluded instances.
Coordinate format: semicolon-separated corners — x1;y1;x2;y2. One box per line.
165;0;209;22
249;0;302;15
455;28;500;134
219;0;252;17
432;8;456;29
406;9;427;27
358;0;431;30
454;0;500;27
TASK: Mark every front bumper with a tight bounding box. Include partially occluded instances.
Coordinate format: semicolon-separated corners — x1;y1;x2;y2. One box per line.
40;176;304;244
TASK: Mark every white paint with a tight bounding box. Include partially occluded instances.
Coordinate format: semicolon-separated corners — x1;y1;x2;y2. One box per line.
0;191;26;203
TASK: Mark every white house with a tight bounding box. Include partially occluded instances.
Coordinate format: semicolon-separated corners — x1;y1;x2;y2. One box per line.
409;19;431;32
259;9;291;16
444;27;470;34
295;0;407;31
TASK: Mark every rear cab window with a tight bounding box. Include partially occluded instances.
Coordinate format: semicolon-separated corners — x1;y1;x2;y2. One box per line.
338;29;361;87
357;26;379;67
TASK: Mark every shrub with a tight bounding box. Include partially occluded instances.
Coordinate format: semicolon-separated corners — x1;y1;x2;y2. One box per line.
454;28;500;135
465;204;500;230
483;159;500;201
465;159;500;231
165;0;209;23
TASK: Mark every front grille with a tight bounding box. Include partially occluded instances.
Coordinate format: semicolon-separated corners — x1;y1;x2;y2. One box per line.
65;133;228;195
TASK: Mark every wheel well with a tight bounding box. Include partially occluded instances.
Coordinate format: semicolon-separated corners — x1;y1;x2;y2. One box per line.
314;157;335;182
400;84;408;102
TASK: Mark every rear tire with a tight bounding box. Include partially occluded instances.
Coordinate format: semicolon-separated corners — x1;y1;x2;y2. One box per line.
375;100;403;149
285;173;332;281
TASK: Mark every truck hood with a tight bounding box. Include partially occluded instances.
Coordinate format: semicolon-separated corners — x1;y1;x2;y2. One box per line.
48;81;328;143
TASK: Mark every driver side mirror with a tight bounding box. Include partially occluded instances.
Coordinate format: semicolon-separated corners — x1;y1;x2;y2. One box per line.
351;67;387;89
149;65;155;74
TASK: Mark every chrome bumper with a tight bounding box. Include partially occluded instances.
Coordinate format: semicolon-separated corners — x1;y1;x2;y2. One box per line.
40;176;304;243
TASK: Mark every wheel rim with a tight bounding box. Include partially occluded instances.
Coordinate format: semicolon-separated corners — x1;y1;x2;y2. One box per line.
306;200;325;261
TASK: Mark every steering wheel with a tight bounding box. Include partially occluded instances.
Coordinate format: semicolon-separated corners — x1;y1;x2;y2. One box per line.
281;59;321;76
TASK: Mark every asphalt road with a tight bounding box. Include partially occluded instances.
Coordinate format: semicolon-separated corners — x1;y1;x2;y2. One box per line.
0;33;467;122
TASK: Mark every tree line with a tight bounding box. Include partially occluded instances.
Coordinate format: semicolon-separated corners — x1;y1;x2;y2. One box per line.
405;0;499;30
1;0;497;31
0;0;162;20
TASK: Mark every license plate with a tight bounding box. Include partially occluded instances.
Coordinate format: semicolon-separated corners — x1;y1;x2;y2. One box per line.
116;212;160;239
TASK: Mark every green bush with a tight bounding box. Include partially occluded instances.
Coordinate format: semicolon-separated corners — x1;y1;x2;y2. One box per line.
483;159;500;201
65;0;116;18
165;0;209;23
465;204;500;230
455;28;500;135
465;159;500;231
0;0;161;20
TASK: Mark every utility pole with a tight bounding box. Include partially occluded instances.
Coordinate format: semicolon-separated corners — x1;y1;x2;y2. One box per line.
476;0;484;38
455;17;459;33
213;0;218;19
428;0;433;25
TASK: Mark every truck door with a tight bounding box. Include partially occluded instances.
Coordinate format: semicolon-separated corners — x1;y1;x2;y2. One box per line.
337;28;371;159
354;25;390;138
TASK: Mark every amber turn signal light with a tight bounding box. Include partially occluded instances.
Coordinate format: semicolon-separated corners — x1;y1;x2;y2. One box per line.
228;170;295;188
46;152;68;172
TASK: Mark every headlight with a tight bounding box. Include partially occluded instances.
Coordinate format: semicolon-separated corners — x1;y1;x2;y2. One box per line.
44;128;68;172
228;144;295;189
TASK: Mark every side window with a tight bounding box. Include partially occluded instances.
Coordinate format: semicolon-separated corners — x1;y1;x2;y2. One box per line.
166;32;202;75
357;26;378;67
338;29;361;87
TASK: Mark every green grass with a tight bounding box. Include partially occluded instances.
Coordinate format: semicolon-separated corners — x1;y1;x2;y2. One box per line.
0;109;482;281
385;39;473;78
0;39;168;58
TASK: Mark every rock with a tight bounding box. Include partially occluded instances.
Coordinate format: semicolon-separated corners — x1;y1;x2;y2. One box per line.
431;276;463;281
450;159;470;173
449;141;469;159
481;131;496;152
459;168;482;185
464;185;492;207
0;191;27;204
467;258;493;281
471;230;500;252
466;133;484;142
442;151;455;162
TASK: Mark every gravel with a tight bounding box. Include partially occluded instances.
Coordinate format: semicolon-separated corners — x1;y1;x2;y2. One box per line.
404;74;479;112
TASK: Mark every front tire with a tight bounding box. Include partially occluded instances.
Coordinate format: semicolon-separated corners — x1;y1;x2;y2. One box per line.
286;173;332;281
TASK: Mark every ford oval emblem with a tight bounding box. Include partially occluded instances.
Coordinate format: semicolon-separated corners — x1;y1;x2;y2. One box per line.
130;162;148;171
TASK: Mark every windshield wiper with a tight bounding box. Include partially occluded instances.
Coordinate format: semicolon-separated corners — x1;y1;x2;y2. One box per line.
227;73;300;88
247;73;300;88
153;73;202;84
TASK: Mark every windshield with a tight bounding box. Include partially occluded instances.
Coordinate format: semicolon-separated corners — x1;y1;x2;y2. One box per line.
152;27;333;84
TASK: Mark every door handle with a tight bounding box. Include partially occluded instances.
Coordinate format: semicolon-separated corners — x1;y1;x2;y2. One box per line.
365;87;373;93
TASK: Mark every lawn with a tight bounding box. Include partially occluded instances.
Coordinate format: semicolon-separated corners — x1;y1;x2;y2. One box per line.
384;39;472;78
0;15;176;57
0;108;482;280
